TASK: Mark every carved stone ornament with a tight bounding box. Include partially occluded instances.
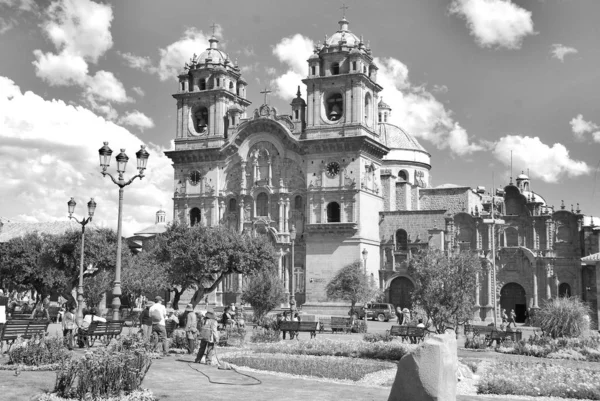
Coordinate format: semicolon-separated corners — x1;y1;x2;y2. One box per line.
252;104;294;130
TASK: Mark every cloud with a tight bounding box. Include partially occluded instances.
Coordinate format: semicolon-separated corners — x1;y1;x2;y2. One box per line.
449;0;535;49
551;44;578;62
0;76;172;236
492;135;589;183
376;57;486;156
118;110;155;131
432;84;448;94
118;51;156;74
271;34;314;100
570;114;599;141
32;50;88;86
132;87;145;97
241;46;255;57
0;0;38;33
85;70;130;104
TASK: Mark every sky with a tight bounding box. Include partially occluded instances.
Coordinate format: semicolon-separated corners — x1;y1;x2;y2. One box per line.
1;0;600;236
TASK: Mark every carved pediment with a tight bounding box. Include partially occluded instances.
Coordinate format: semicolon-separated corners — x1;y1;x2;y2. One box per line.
252;104;294;130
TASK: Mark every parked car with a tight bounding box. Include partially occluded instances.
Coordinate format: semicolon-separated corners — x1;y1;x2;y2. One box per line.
349;303;395;322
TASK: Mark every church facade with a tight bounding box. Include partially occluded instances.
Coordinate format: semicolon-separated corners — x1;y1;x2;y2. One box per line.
164;18;600;323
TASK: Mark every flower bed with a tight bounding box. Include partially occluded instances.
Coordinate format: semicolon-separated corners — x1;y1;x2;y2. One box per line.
477;360;600;399
496;335;600;362
33;389;157;401
8;334;71;367
248;338;414;361
221;353;395;381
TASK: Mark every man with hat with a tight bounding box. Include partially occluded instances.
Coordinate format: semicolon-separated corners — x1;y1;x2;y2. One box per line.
195;310;219;365
184;304;198;354
139;300;154;339
149;296;169;356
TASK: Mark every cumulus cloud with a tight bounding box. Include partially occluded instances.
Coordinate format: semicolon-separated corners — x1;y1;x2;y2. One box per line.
376;57;486;156
0;76;172;236
492;135;589;183
118;51;156;74
551;44;578;62
449;0;535;49
570;114;599;141
32;0;130;115
271;34;314;99
118;110;155;131
0;0;39;33
132;87;145;97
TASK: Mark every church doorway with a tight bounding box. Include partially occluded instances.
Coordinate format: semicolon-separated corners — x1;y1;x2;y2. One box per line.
500;283;527;323
389;277;414;310
559;283;571;298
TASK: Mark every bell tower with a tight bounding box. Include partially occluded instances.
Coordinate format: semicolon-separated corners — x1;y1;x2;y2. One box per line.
303;17;382;140
173;31;251;149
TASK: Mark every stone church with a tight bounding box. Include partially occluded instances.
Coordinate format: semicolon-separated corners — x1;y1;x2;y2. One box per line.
164;17;600;323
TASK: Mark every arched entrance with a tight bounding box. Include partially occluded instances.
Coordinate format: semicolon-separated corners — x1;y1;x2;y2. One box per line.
389;277;414;310
559;283;571;298
500;283;527;323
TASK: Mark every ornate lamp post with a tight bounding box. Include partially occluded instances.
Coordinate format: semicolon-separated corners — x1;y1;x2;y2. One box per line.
289;225;297;306
67;197;97;324
98;142;149;320
362;248;368;276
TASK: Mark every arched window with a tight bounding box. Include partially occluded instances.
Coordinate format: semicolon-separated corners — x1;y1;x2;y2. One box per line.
311;65;316;75
330;62;340;75
256;193;269;217
199;79;206;90
180;81;185;91
396;229;408;251
559;283;571;297
504;227;519;247
294;109;299;119
326;93;343;121
398;170;408;182
364;93;371;125
352;61;357;71
229;81;234;90
194;107;209;133
228;198;237;213
190;208;201;226
326;202;340;222
294;195;303;211
378;112;382;123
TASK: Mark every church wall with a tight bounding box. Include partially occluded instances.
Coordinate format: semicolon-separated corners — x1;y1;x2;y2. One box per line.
419;187;480;214
379;210;448;253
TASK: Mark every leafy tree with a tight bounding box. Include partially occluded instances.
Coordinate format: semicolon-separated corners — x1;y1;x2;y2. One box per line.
325;260;382;311
153;223;277;308
82;269;113;308
121;250;170;303
242;268;285;322
408;249;481;333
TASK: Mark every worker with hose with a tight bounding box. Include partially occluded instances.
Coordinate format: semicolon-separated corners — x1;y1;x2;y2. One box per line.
195;310;219;365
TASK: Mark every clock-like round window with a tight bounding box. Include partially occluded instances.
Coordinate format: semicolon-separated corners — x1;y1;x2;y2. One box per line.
189;170;202;186
326;161;340;178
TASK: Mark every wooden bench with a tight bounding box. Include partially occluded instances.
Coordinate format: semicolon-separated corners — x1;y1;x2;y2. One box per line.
388;325;426;343
9;313;34;320
317;316;331;333
279;321;319;339
388;325;409;339
330;317;352;334
0;319;50;351
75;320;125;347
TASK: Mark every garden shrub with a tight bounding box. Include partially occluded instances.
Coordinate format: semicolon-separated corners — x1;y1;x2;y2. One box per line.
218;327;246;347
9;334;71;366
34;389;157;401
463;334;487;350
535;297;592;338
250;328;280;343
496;333;600;361
222;353;394;381
168;329;188;350
362;332;393;343
352;320;368;334
53;335;152;399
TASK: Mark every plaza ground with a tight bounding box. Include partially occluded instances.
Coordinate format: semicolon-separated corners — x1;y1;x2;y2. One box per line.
0;321;581;401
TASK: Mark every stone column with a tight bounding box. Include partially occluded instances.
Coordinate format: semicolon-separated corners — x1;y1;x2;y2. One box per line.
267;159;272;186
284;197;290;232
283;254;290;307
532;266;539;308
546;264;553;300
340;195;346;223
473;270;481;322
219;200;225;223
278;199;283;232
252;157;258;184
238;199;245;233
554;275;559;298
184;204;189;226
241;160;247;190
216;281;223;307
483;265;494;323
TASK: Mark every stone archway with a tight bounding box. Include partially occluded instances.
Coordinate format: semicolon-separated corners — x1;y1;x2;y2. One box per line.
500;282;527;323
389;276;414;310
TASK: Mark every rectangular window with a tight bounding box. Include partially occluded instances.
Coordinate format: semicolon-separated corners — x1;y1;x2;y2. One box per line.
311;66;316;75
352;61;357;71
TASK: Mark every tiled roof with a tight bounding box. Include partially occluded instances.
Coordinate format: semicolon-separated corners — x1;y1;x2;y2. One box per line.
378;123;428;152
0;220;83;242
133;223;168;236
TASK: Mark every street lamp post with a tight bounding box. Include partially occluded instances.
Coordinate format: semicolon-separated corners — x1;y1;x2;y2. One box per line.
67;197;97;324
98;142;149;320
483;217;505;327
289;226;297;306
362;248;368;276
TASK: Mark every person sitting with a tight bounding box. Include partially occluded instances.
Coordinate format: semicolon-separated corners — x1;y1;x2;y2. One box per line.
166;309;179;325
281;311;291;340
30;302;50;321
77;309;106;348
221;307;233;329
416;318;425;328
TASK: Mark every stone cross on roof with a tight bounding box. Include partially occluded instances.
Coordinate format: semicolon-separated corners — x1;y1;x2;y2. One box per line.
260;86;272;105
210;22;218;36
340;3;349;18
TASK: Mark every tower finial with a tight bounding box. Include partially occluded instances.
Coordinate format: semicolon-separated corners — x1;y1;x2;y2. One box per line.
340;3;349;18
296;85;301;98
210;22;218;37
260;86;272;105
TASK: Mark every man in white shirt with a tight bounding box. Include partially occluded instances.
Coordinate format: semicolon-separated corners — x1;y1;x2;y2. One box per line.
149;296;169;356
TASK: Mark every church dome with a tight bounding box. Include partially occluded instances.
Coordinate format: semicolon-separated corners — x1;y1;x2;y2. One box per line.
326;18;360;47
378;98;391;110
517;173;529;180
379;123;427;152
199;36;228;64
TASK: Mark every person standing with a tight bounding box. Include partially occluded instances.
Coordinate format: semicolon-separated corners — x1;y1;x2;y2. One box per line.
62;305;77;350
502;309;508;325
184;304;198;354
139;301;153;339
507;309;517;329
395;306;403;325
149;296;169;356
195;311;219;365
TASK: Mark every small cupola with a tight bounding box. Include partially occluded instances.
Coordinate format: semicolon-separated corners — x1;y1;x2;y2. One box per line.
516;171;530;192
156;209;166;224
378;97;392;123
290;86;306;133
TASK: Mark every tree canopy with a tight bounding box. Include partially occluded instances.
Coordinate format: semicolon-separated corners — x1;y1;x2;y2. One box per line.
325;260;382;308
242;268;285;322
408;249;482;333
153;223;277;307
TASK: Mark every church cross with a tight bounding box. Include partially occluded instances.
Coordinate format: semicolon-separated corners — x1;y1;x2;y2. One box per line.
260;86;272;105
340;3;349;18
210;22;218;36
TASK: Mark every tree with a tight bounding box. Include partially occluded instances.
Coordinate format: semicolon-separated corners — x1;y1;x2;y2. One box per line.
121;250;170;303
153;223;277;308
242;268;285;322
408;249;482;333
82;269;113;308
325;260;382;311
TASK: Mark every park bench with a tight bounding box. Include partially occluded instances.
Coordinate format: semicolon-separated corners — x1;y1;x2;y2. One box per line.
388;325;409;339
317;316;331;333
279;321;319;339
330;317;352;334
0;319;50;351
388;325;427;343
9;313;34;320
75;320;125;347
470;325;522;346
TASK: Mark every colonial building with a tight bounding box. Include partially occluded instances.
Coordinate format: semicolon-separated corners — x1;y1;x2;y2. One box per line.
163;17;600;322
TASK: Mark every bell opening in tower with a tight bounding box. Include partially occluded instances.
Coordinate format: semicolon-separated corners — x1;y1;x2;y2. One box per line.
194;106;209;134
326;93;343;121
